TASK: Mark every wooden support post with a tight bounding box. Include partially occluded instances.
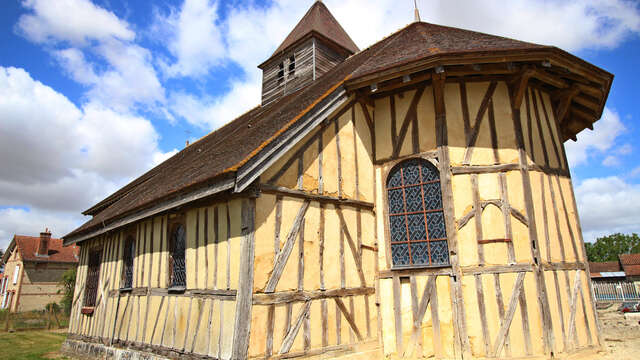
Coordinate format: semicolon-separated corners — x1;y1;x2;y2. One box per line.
433;71;471;358
232;198;256;359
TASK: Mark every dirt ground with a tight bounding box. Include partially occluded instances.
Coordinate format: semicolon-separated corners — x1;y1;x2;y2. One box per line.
592;306;640;359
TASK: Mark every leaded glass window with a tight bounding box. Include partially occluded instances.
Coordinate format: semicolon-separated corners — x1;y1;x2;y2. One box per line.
121;236;135;289
168;223;186;289
386;159;449;267
83;250;102;307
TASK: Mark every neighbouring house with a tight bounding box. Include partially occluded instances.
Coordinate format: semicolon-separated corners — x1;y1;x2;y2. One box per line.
590;254;640;284
588;261;625;283
1;230;79;312
61;2;612;359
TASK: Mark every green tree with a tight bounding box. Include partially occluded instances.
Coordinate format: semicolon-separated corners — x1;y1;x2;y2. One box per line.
58;268;76;315
585;233;640;262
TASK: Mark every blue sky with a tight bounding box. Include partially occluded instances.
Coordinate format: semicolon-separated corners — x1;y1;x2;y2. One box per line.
1;0;640;249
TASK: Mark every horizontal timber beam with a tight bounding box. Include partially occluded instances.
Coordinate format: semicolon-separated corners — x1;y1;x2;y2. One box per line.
377;267;453;279
461;263;533;275
107;287;237;299
260;184;375;210
541;262;587;271
253;287;375;305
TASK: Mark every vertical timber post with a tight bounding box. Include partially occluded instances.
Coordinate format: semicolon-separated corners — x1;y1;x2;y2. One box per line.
232;196;257;359
433;70;471;358
508;77;555;356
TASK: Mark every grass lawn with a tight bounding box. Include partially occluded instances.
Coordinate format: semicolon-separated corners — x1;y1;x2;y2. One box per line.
0;330;67;359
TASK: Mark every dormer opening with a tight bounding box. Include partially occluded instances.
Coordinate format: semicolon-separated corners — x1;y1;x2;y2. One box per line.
288;55;296;77
277;62;285;84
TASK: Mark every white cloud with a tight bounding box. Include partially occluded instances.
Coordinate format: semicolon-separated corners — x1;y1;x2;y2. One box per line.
16;0;134;45
155;0;225;78
0;66;171;216
0;207;81;250
575;176;640;242
565;108;626;167
19;0;165;112
602;155;621;167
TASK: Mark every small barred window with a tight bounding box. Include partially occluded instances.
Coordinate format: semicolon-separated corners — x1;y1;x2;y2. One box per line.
386;159;449;267
168;223;186;289
83;250;102;307
278;63;285;84
121;236;135;289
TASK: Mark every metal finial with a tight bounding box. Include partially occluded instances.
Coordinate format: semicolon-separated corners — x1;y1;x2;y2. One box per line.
414;0;421;22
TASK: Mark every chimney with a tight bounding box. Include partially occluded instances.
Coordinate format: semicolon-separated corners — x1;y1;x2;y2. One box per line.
37;228;51;256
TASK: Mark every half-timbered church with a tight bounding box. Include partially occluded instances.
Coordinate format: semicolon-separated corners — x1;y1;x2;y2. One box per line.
62;1;613;359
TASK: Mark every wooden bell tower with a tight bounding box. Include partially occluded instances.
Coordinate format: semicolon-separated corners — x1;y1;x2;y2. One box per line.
258;1;359;106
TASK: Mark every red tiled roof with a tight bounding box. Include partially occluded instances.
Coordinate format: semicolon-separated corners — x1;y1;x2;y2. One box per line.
589;261;622;273
11;235;79;263
619;253;640;276
65;19;612;243
270;1;358;58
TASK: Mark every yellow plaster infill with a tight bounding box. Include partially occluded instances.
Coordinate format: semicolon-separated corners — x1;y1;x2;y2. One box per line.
223;74;353;173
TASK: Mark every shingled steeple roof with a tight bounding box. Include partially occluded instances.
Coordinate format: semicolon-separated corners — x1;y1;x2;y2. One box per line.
270;1;358;57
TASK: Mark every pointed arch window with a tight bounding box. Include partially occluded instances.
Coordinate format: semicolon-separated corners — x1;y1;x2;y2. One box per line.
121;235;135;290
168;221;186;290
386;158;449;267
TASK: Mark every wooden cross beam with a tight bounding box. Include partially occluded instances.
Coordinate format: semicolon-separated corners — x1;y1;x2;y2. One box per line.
554;85;581;125
509;67;535;110
264;201;310;293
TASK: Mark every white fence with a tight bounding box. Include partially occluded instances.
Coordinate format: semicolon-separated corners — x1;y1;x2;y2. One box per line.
593;281;640;302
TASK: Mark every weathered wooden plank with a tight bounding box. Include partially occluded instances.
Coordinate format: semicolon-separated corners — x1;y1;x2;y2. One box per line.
321;299;328;347
279;301;312;354
253;287;375;305
319;204;326;290
451;163;519;175
518;277;533;356
492;272;526;357
181;298;194;351
336;207;367;287
494;273;511;357
205;299;214;356
552;271;568;352
499;173;517;263
226;203;231;290
434;71;470;357
335;119;343;198
461;263;533;275
430;278;443;359
265;200;310;293
567;271;582;351
392;275;403;354
232;198;256;359
472;174;485;265
538;88;564;167
476;274;491;356
260;184;374;210
190;298;205;352
335;298;363;342
298;219;305;291
511;88;555;355
266;304;275;357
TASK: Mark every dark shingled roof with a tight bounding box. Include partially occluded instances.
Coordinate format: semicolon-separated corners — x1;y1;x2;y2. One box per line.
588;261;622;273
4;235;79;264
270;1;359;57
619;253;640;276
65;20;609;242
